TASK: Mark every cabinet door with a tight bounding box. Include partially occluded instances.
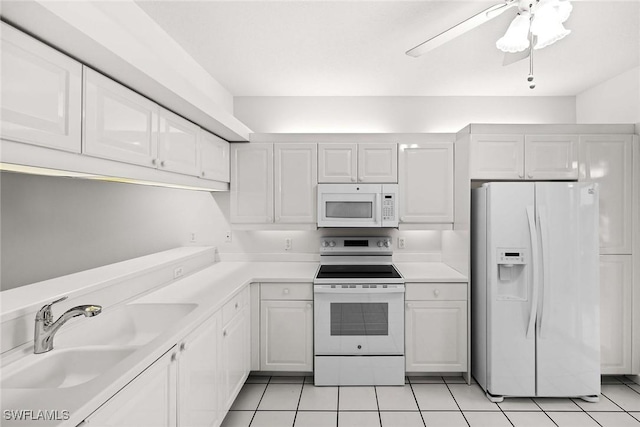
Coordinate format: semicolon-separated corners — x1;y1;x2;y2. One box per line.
318;143;357;183
600;255;632;374
84;68;159;168
470;135;524;179
0;23;82;152
261;300;313;371
274;143;318;223
405;301;467;372
231;144;274;223
158;109;200;176
178;313;221;427
84;349;177;427
579;135;633;254
524;135;578;180
358;143;398;183
220;307;250;411
398;143;454;223
199;130;230;182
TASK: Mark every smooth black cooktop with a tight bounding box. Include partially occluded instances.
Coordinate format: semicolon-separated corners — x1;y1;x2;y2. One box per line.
316;264;402;279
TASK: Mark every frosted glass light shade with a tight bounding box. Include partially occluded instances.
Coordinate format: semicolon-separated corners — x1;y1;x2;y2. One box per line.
496;12;531;53
531;0;571;50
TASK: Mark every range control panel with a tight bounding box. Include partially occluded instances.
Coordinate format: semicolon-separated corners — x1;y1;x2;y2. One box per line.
320;237;392;255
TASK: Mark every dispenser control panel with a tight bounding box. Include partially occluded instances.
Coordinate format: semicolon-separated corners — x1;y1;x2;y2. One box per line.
498;250;526;265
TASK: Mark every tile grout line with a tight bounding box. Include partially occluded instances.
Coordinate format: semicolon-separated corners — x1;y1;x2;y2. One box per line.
248;375;272;427
442;377;472;427
291;380;305;427
407;377;428;427
336;386;340;427
373;386;382;427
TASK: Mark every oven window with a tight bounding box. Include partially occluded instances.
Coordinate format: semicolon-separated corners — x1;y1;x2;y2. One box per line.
330;303;388;336
326;202;373;219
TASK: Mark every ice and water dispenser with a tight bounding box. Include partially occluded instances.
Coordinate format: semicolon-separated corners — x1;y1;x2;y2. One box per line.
496;248;528;301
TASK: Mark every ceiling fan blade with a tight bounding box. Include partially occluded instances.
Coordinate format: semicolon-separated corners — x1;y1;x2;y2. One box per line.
406;1;518;58
502;48;531;66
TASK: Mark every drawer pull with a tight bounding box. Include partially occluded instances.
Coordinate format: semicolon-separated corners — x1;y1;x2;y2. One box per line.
223;330;227;337
283;288;290;295
180;342;188;352
235;302;239;309
306;303;312;308
434;289;440;297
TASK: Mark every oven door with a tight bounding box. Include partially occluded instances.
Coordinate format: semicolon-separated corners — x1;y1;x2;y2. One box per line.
314;285;404;355
317;184;381;228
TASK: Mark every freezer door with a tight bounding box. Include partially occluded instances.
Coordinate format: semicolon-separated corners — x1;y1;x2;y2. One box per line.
535;182;600;397
486;183;536;397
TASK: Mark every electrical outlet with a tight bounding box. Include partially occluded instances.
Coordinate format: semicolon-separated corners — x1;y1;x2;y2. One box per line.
398;237;406;249
174;267;184;279
225;231;232;243
285;238;292;251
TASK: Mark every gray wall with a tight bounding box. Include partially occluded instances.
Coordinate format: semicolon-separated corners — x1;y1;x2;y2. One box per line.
0;172;220;291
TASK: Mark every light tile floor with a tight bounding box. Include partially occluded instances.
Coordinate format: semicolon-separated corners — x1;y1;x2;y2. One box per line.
221;375;640;427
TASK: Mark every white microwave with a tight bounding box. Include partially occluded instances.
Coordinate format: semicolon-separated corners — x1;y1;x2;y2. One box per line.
317;183;398;228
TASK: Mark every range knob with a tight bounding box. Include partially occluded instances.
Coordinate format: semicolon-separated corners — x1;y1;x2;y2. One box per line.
377;241;384;247
384;240;390;248
322;240;329;247
329;241;336;247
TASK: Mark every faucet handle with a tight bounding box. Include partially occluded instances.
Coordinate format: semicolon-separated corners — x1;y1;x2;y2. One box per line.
36;296;68;322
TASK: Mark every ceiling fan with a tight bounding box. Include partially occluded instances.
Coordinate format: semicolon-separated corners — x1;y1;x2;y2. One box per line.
406;0;573;88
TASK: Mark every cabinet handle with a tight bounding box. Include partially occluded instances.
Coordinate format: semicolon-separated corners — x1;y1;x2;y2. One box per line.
306;303;312;308
180;342;188;352
151;158;157;166
434;289;440;297
223;330;228;337
518;173;524;178
528;173;533;178
283;288;290;295
351;177;357;182
359;176;364;181
160;160;166;167
401;217;405;222
407;303;413;308
275;216;280;222
171;351;180;362
267;217;272;222
235;302;239;309
201;171;206;177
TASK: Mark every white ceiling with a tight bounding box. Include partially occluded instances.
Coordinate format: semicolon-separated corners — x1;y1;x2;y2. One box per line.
135;0;640;97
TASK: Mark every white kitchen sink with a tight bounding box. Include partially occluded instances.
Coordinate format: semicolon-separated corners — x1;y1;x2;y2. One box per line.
1;347;136;389
55;303;198;347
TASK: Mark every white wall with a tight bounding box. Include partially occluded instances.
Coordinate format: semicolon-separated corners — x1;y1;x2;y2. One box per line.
234;96;577;133
577;66;640;124
0;172;222;291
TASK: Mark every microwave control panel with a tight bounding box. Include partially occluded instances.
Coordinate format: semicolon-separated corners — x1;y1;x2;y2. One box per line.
382;193;396;221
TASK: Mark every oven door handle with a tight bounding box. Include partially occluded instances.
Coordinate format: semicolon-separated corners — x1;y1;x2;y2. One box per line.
314;288;405;294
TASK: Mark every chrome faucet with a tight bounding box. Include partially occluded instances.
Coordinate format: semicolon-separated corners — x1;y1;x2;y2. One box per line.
34;296;102;354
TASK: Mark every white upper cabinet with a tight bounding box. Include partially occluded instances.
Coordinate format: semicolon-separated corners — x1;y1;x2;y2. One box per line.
158;109;200;176
199;130;230;182
470;134;578;180
231;144;274;224
274;143;318;223
470;135;524;179
579;135;633;254
398;143;454;224
358;143;398;183
318;143;397;183
0;23;82;152
524;135;578;180
84;68;159;167
318;143;358;182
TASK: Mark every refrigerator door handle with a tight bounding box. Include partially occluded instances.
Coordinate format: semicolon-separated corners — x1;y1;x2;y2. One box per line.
526;206;539;339
537;206;550;339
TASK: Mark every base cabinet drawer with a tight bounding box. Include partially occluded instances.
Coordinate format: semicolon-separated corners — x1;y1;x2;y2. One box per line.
405;300;467;372
405;283;467;301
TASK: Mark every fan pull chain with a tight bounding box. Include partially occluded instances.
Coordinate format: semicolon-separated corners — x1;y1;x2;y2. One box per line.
528;45;535;89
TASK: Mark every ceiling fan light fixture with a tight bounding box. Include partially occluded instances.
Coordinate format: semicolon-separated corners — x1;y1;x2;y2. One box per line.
496;11;531;53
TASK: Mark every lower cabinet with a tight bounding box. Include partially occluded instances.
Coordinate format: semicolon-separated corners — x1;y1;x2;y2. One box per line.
84;348;178;426
85;288;250;427
405;283;468;373
600;255;633;374
260;283;314;372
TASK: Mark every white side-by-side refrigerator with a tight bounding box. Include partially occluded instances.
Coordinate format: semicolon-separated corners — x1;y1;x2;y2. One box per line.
472;182;600;402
